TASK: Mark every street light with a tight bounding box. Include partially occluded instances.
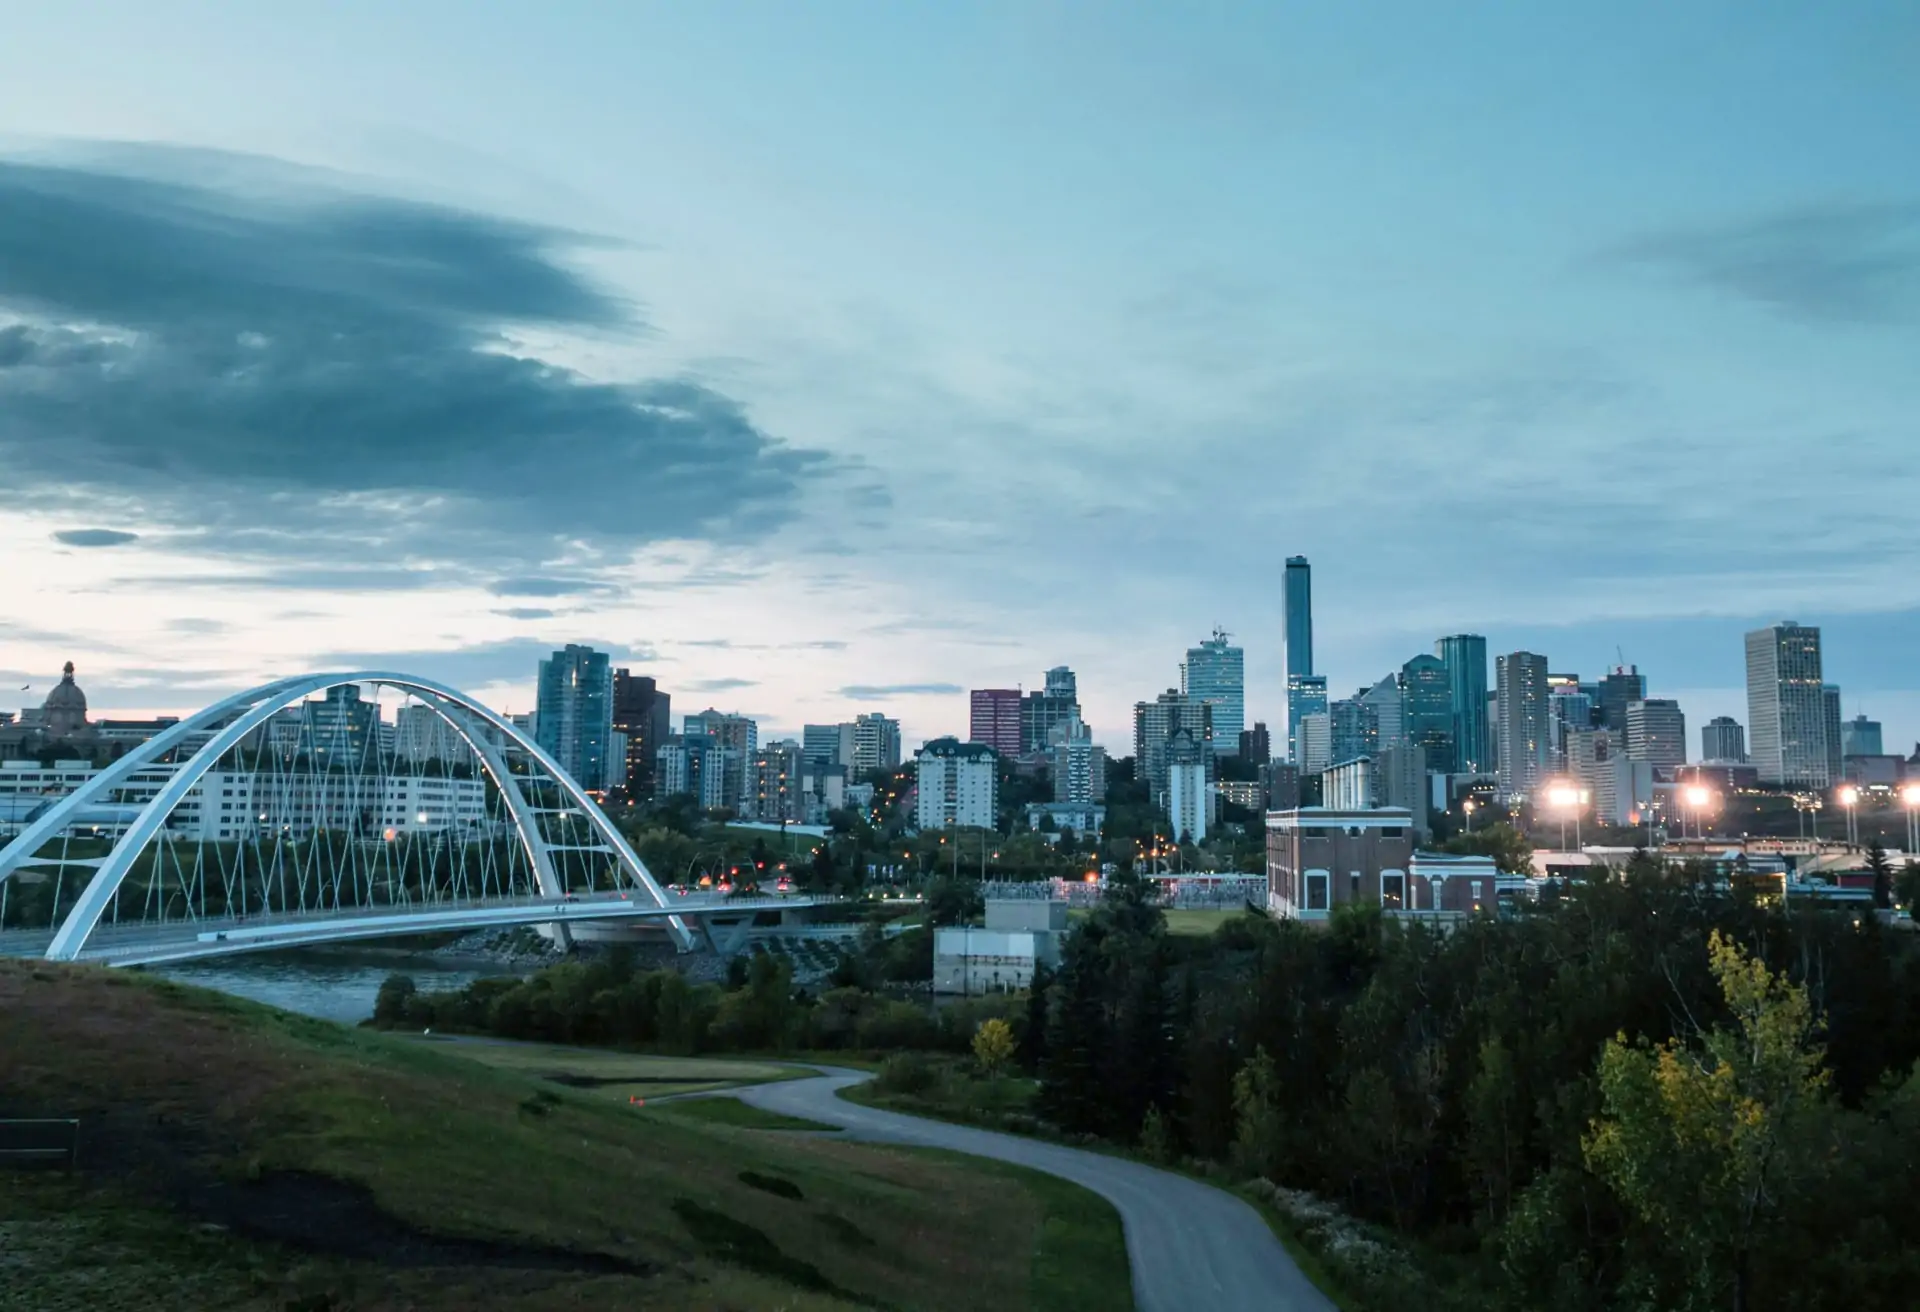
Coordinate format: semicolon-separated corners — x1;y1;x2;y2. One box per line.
1836;785;1861;849
1683;784;1715;842
1463;798;1477;832
1544;781;1587;851
1902;782;1920;857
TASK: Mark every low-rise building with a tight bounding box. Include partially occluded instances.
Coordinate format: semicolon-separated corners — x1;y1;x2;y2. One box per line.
933;896;1066;993
1026;800;1105;836
1266;807;1416;920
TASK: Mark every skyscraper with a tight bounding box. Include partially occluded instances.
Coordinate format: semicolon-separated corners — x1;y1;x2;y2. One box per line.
1597;665;1648;734
1495;651;1550;801
611;670;670;799
1822;685;1844;786
968;689;1024;757
1285;675;1328;763
1182;628;1245;758
1022;667;1080;753
1401;654;1454;772
802;722;856;769
1359;674;1406;752
1330;698;1377;766
1133;689;1213;802
1284;556;1314;759
1436;635;1489;772
851;713;902;773
1745;624;1829;787
1625;699;1687;769
1166;729;1211;843
1701;716;1747;763
1239;722;1272;765
1842;714;1883;759
535;644;615;791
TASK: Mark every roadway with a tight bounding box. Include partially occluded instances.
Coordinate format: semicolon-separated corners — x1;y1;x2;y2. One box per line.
734;1068;1335;1312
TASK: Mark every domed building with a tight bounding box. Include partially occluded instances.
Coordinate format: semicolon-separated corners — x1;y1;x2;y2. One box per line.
41;662;91;740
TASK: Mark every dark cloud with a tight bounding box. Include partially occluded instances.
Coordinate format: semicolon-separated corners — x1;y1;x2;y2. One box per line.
0;148;845;573
491;607;558;620
836;682;964;700
1607;202;1920;323
685;677;760;692
486;576;617;598
51;527;139;547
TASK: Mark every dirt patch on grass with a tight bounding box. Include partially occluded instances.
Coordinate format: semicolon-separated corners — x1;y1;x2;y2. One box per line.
184;1169;656;1275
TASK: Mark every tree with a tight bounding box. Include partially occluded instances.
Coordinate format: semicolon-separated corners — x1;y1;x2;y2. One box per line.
1584;930;1831;1312
1866;841;1894;909
1899;860;1920;922
373;973;417;1027
1441;821;1535;875
925;875;983;927
1019;962;1053;1072
972;1017;1016;1075
1230;1045;1285;1180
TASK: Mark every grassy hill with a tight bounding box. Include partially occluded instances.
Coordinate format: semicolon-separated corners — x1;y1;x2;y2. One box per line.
0;961;1128;1311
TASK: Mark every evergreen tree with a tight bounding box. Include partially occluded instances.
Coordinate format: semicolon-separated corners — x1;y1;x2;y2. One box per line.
1038;925;1110;1135
1866;840;1894;909
1019;961;1053;1073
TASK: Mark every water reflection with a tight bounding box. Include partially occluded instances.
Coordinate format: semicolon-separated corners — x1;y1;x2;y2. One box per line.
153;950;522;1024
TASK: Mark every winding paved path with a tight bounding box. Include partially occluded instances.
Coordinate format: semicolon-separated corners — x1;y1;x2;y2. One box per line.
733;1068;1335;1312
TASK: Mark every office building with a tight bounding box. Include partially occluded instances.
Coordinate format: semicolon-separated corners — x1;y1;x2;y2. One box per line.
1284;555;1314;757
1263;761;1302;811
1166;729;1212;843
1436;635;1490;772
1495;651;1551;801
1624;699;1687;770
1330;698;1377;766
1286;674;1329;763
1597;665;1647;734
393;702;466;768
803;722;856;769
611;670;670;799
1842;714;1884;759
1547;683;1595;770
1359;674;1405;752
969;689;1025;758
852;713;903;773
1567;727;1655;827
1298;711;1333;774
533;646;615;791
914;737;998;830
1823;685;1844;787
1182;628;1245;757
683;708;757;756
1401;654;1454;773
1744;624;1829;787
1133;689;1214;801
1702;716;1748;764
1239;722;1272;766
1022;667;1081;754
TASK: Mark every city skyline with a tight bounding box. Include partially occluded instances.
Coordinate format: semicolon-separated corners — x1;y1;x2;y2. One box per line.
1;7;1915;754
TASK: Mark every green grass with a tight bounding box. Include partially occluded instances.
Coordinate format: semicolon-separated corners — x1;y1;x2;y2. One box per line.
413;1035;801;1099
655;1096;839;1131
1163;908;1240;936
0;961;1126;1312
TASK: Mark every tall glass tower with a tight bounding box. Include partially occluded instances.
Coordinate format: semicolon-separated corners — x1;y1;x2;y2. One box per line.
1744;623;1827;787
1284;556;1314;760
536;644;615;791
1182;628;1245;758
1436;634;1489;774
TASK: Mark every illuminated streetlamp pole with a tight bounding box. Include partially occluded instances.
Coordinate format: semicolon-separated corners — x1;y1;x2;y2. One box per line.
1837;785;1860;850
1463;798;1477;832
1903;783;1920;858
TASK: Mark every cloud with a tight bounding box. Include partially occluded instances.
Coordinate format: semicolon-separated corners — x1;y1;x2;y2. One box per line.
314;638;650;689
685;677;759;692
491;607;557;620
164;618;228;635
0;148;847;575
1606;202;1920;323
486;576;617;598
836;682;965;700
108;566;454;593
52;528;139;547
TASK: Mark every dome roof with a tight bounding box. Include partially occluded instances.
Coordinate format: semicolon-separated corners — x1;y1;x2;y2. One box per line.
44;662;87;713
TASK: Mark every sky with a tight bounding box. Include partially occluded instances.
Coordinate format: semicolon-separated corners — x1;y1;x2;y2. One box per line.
1;2;1916;754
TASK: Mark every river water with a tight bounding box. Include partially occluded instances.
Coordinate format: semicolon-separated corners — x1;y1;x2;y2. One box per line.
153;951;526;1024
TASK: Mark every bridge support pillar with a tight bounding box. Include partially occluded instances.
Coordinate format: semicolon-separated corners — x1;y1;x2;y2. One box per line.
696;914;755;957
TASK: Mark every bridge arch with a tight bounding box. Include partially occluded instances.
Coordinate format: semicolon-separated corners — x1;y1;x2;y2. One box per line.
0;672;689;960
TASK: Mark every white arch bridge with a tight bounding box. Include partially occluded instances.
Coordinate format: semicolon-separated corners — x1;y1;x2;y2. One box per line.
0;672;832;967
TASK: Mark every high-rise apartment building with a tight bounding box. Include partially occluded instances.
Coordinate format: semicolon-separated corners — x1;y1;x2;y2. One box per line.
1330;698;1377;766
1625;699;1687;769
1134;689;1214;802
683;709;757;755
1401;654;1454;773
1182;628;1245;757
1166;729;1211;843
1745;624;1829;788
852;713;902;773
1436;635;1489;772
1701;716;1748;763
968;689;1024;758
611;670;670;799
741;739;804;823
1842;714;1884;759
1284;556;1314;758
802;722;856;769
914;737;998;830
1051;718;1108;804
535;644;615;791
1495;651;1551;801
394;702;465;768
1022;667;1080;754
1548;685;1596;771
1298;711;1333;774
1597;665;1647;734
